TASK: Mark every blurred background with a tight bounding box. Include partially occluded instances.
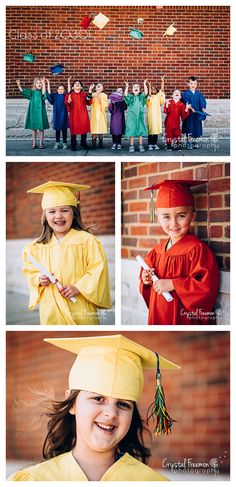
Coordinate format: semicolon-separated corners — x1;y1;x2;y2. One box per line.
6;161;115;325
6;330;230;480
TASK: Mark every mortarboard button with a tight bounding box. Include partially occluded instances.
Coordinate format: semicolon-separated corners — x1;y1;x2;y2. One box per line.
129;27;144;40
163;23;177;37
23;53;36;63
50;64;64;76
92;12;110;30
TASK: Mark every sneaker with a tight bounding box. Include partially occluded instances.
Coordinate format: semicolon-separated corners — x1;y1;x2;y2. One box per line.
39;144;45;149
153;144;160;150
165;145;172;151
139;145;145;152
129;145;135;153
148;144;153;151
111;144;117;150
98;140;104;149
53;142;60;150
117;144;122;150
62;143;67;150
187;142;193;150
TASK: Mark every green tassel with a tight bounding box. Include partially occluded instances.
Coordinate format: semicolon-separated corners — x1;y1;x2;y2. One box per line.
147;354;176;435
150;187;155;223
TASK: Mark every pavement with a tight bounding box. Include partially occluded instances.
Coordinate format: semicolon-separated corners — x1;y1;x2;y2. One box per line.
6;292;115;326
6;137;230;157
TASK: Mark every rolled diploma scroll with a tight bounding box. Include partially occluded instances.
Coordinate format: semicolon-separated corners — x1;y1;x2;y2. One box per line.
136;255;173;303
28;254;77;304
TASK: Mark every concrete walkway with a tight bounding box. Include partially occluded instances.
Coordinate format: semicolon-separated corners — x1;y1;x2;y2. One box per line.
6;137;230;157
6;292;115;326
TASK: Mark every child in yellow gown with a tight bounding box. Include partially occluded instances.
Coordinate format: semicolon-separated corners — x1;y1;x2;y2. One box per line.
89;83;108;149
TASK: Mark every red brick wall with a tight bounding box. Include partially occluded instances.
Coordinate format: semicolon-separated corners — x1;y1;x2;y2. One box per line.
6;6;230;98
6;331;230;473
121;162;230;271
6;161;115;238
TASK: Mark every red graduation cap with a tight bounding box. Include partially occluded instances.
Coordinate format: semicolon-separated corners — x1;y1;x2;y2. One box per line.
145;180;207;214
80;15;94;30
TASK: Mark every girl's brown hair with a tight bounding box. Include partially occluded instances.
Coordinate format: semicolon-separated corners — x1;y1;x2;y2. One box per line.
43;390;151;464
35;205;91;244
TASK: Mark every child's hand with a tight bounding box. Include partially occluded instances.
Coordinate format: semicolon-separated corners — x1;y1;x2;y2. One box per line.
141;268;154;285
89;83;95;93
40;274;51;286
186;103;191;110
41;77;46;84
144;78;149;84
16;79;21;86
161;75;165;82
124;80;129;87
153;279;174;295
60;285;79;299
166;100;170;107
67;94;72;103
202;108;206;113
68;76;72;81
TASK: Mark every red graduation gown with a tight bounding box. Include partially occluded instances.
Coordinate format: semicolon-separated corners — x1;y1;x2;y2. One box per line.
164;100;189;143
65;92;91;135
139;233;219;325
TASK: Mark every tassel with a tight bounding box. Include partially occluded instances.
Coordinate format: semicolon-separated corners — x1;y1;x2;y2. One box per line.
147;353;176;435
150;186;155;223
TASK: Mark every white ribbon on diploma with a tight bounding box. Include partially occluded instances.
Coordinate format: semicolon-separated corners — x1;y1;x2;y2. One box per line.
28;254;77;304
136;254;173;303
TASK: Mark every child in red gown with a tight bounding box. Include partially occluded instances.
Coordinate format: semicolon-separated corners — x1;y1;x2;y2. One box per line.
139;180;219;325
164;90;190;150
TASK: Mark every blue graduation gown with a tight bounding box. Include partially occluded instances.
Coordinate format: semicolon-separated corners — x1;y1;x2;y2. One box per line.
181;90;206;138
46;92;69;130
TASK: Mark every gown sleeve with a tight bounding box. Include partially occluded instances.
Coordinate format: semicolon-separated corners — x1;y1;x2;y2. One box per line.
158;90;165;105
21;88;32;100
22;245;44;309
139;248;157;308
140;92;148;105
64;93;72;111
108;100;114;113
124;94;133;106
181;91;190;105
74;236;112;309
100;93;109;110
7;470;34;481
180;103;190;121
46;92;56;104
199;91;207;110
172;243;219;316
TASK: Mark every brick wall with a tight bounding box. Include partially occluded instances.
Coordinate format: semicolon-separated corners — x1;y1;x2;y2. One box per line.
6;161;115;238
121;162;230;271
6;6;230;99
6;331;230;473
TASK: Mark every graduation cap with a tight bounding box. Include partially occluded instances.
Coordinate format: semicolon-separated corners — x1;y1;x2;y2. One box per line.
109;91;123;103
163;23;177;37
194;110;211;121
92;12;110;30
145;180;207;222
80;15;94;30
129;27;144;40
27;180;91;210
44;334;180;435
137;18;144;24
50;64;64;76
23;52;36;63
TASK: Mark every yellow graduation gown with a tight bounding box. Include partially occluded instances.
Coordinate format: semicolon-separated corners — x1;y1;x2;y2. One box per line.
90;93;108;134
147;91;165;135
22;229;112;325
7;451;169;481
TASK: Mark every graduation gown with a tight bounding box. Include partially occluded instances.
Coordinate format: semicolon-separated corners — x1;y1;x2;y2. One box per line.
139;233;219;325
164;100;189;142
90;93;109;134
108;100;127;135
22;88;49;130
7;451;169;481
124;93;148;137
22;229;112;325
46;92;69;130
147;91;165;135
65;92;91;135
181;90;207;138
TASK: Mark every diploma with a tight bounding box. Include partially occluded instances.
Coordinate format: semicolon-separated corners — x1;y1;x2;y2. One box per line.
28;254;77;304
136;255;173;303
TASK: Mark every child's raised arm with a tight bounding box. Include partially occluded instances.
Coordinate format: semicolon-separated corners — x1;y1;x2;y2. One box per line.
144;78;149;96
41;77;46;95
160;75;165;92
68;76;72;93
124;81;129;97
89;83;95;94
16;79;23;92
45;78;51;94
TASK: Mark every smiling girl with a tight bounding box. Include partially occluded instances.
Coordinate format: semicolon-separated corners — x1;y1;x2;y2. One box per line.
8;334;180;481
22;181;112;325
139;180;219;325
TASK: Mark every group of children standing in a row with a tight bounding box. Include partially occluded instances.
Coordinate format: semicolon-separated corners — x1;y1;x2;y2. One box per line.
16;76;207;152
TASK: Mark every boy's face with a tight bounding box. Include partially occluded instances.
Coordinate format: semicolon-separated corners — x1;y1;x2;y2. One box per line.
73;81;82;92
132;84;140;95
172;89;181;100
57;85;65;94
188;79;198;90
157;206;196;243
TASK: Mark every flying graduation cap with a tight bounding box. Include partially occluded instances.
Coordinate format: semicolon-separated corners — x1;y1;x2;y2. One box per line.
92;12;110;30
129;27;144;40
163;23;177;37
50;64;64;76
23;52;36;63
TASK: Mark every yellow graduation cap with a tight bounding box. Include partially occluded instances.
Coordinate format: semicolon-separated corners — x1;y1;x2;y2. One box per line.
27;180;91;210
163;23;177;37
44;334;180;434
92;12;110;30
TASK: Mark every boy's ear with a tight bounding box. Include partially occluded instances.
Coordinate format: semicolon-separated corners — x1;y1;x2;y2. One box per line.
65;389;76;415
